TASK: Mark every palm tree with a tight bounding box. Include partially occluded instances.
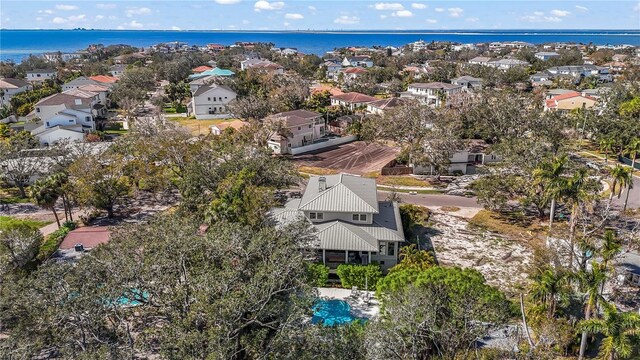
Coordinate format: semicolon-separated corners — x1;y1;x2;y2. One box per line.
599;137;615;164
29;177;61;228
598;230;622;297
529;267;570;318
561;169;597;268
533;155;568;236
579;301;640;360
575;262;607;360
622;138;640;212
608;165;633;207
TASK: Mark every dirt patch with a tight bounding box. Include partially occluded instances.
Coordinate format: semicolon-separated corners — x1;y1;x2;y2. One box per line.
291;141;399;175
427;212;533;293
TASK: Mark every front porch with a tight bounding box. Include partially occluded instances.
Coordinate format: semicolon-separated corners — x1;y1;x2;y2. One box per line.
321;249;372;270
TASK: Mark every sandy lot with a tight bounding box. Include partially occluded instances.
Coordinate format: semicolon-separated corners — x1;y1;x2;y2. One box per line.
292;141;399;175
427;212;533;293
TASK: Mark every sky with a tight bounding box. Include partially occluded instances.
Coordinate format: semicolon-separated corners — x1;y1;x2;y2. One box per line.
0;0;639;30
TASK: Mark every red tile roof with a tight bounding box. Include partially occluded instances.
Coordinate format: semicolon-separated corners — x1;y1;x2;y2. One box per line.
59;226;111;250
89;75;118;83
331;92;377;104
311;84;344;96
343;67;367;74
193;65;214;73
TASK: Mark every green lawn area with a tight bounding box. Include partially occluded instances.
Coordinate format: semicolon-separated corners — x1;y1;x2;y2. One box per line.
297;166;340;175
104;129;128;135
0;216;51;231
168;117;234;135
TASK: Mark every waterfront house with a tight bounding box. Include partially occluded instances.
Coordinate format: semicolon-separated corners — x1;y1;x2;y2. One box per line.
26;69;57;83
0;78;32;107
188;83;237;119
271;174;405;271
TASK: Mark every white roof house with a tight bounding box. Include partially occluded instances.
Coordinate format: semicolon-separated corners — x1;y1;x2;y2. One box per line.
272;174;405;271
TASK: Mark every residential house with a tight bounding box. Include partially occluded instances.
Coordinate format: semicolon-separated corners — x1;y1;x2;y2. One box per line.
62;76;102;91
240;59;284;74
617;252;640;287
188;83;237;119
113;53;145;64
29;107;97;145
487;58;530;70
31;126;87;146
545;89;576;99
207;44;225;52
402;64;431;78
411;40;428;52
324;60;343;80
530;72;553;87
26;69;57;83
188;75;217;93
271;174;405;271
266;109;325;154
192;65;213;73
77;84;111;107
602;61;627;73
62;88;107;117
342;56;374;68
451;76;483;90
89;75;118;86
339;67;367;83
330;92;377;111
109;64;127;78
580;87;610;99
534;52;560;61
611;54;628;62
544;91;597;112
210;120;250;135
366;97;408;116
400;82;463;107
413;140;500;175
546;65;612;82
0;78;32;107
468;56;493;66
310;84;344;97
188;67;235;80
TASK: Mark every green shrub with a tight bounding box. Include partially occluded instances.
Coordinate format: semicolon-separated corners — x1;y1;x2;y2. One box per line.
399;204;430;240
307;263;329;287
0;216;49;232
164;107;177;114
336;264;382;291
37;223;76;261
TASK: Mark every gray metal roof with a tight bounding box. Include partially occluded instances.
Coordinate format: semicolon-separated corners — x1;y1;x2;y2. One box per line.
315;221;379;252
299;174;379;213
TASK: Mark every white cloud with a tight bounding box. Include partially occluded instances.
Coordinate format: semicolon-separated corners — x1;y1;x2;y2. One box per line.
214;0;241;3
55;4;78;11
254;1;284;11
95;15;104;20
411;3;427;9
466;17;479;22
533;11;544;16
283;22;290;26
550;9;570;17
51;17;67;24
380;14;387;19
285;13;304;19
521;14;562;23
334;15;359;24
434;7;444;12
575;5;589;12
171;25;181;30
448;7;464;17
426;18;437;24
373;3;404;11
126;20;143;28
126;7;151;17
392;10;413;17
308;5;316;11
96;3;116;9
68;14;86;21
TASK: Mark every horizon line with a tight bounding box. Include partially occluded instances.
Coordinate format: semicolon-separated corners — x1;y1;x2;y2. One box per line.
2;28;640;32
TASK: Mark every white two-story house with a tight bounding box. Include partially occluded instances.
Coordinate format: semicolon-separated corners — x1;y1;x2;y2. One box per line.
401;82;463;107
189;83;237;119
0;78;32;107
267;109;326;154
26;69;57;83
272;174;405;271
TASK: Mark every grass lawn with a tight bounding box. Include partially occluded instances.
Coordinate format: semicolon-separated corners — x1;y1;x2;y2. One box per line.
0;188;32;204
0;216;51;231
468;210;546;243
104;129;128;135
297;166;340;176
169;117;230;135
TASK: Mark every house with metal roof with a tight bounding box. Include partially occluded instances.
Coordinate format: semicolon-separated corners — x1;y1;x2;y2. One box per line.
188;83;237;119
272;174;405;271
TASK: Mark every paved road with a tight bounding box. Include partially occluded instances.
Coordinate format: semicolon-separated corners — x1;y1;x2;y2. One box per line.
377;191;481;208
611;175;640;210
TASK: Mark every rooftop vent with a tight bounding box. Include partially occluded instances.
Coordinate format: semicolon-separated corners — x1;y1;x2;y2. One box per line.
318;177;327;192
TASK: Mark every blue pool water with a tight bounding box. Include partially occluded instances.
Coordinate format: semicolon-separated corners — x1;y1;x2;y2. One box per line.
113;289;148;307
312;299;357;326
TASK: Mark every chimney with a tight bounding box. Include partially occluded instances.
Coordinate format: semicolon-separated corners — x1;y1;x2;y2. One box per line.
318;177;327;192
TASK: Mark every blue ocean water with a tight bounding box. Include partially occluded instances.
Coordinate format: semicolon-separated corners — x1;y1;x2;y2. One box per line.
0;29;639;62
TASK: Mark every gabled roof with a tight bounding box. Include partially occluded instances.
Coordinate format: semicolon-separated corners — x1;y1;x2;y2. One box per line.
367;97;408;110
27;69;56;73
193;65;214;73
192;83;235;97
267;109;322;127
189;67;235;78
35;93;93;107
331;92;377;104
62;89;98;98
0;78;30;89
551;91;595;102
451;75;482;83
299;174;379;213
89;75;118;84
63;76;101;87
315;221;379;252
78;84;110;93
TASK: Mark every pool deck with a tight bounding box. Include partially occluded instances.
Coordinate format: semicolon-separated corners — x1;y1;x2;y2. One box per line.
317;287;380;319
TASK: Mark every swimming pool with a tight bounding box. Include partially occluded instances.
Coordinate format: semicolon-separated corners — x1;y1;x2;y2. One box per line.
311;299;357;326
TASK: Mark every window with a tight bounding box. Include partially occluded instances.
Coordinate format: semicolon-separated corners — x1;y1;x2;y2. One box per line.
36;108;40;112
219;97;222;101
352;214;367;221
388;242;395;256
207;97;211;101
309;212;324;220
379;242;386;255
298;127;301;130
308;125;312;128
68;120;73;123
